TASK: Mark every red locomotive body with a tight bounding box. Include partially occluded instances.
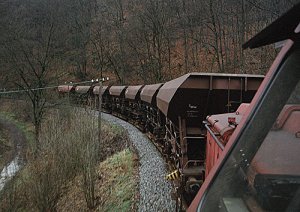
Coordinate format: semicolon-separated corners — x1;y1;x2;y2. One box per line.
205;103;249;177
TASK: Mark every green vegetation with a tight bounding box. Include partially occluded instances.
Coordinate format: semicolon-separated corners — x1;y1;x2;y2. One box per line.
99;149;137;212
56;148;138;211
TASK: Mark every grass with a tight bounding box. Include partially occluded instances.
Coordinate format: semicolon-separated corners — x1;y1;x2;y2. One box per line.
56;148;138;212
99;149;137;212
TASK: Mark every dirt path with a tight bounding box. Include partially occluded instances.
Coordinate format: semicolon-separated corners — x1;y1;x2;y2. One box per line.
0;117;27;157
0;117;27;190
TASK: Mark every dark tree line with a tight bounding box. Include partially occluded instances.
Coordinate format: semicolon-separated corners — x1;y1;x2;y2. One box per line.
1;0;298;85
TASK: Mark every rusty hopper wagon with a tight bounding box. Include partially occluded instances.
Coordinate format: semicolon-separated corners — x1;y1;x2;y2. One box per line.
93;85;111;112
156;72;263;204
58;85;76;105
57;85;75;101
58;85;75;93
75;86;94;106
140;83;165;140
125;85;145;126
205;103;249;177
109;86;128;118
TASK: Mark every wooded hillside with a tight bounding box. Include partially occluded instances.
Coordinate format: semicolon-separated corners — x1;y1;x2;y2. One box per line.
0;0;298;87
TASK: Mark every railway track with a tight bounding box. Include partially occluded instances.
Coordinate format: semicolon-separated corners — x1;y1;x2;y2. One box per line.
97;111;176;211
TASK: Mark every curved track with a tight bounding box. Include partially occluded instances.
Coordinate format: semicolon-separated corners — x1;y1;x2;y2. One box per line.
99;112;176;211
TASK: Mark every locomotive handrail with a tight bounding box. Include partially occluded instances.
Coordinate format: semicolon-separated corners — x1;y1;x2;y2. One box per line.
183;160;205;170
203;121;225;151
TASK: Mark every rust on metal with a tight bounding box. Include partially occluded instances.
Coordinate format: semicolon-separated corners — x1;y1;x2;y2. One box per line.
207;103;249;138
125;85;144;100
140;83;164;105
156;73;263;125
205;104;249;176
109;86;127;97
93;86;108;95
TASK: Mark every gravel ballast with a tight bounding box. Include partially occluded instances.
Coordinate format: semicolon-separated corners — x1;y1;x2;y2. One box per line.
100;112;176;212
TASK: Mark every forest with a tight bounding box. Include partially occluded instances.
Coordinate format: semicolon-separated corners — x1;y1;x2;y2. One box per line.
0;0;298;88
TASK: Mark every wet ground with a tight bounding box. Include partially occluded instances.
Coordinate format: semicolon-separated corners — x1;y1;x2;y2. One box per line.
0;117;26;191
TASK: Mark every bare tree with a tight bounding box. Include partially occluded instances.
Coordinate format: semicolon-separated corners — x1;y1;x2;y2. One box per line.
2;0;66;150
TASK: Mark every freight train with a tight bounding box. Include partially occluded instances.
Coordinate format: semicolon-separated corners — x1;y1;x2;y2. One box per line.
58;72;263;209
58;4;300;212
